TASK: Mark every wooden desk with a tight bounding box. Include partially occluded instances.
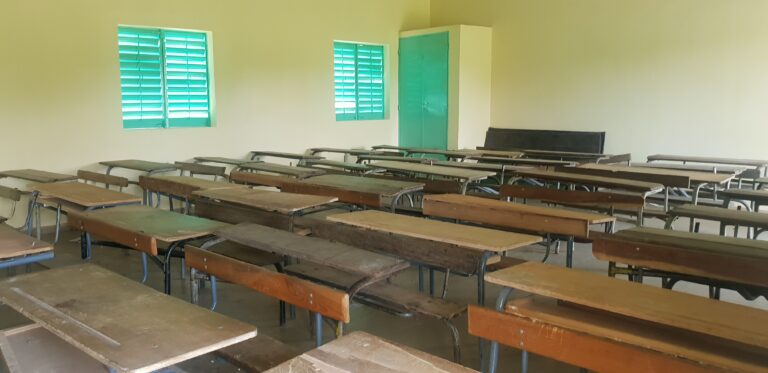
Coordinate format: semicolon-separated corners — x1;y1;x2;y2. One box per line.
424;194;614;268
593;227;768;299
249;151;324;163
100;159;177;176
469;156;574;168
68;205;229;294
373;160;495;194
305;159;383;174
0;169;76;184
284;174;424;211
666;204;768;239
327;210;540;304
518;148;609;162
476;262;768;373
631;162;747;175
0;264;256;373
239;162;326;179
308;147;388;156
215;223;409;294
579;163;734;189
264;331;475;373
647;154;768;178
194;156;250;166
513;169;664;194
192;187;337;231
139;175;243;209
357;154;424;163
0;224;53;270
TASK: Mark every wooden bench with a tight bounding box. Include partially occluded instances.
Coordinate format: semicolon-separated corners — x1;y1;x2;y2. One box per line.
285;262;466;362
194;156;250;166
238;162;326;179
423;194;614;268
592;227;768;300
0;224;53;270
721;188;768;211
76;169;130;189
0;264;257;373
305;159;383;174
265;331;476;373
647;154;768;180
0;185;21;225
666;204;768;238
248;151;324;163
471;261;768;373
138;175;244;211
512;169;665;194
230;170;293;189
373;160;496;194
500;184;646;219
174;161;227;179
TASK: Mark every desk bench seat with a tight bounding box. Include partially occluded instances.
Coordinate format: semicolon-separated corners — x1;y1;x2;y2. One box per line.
285;262;466;362
666;204;768;238
215;334;299;372
721;188;768;210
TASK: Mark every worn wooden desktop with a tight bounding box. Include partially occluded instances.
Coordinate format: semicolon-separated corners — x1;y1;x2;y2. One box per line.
592;227;768;298
100;159;177;176
647;154;768;178
373;160;495;194
512;169;664;194
0;169;77;184
282;174;424;211
474;261;768;373
578;163;734;193
0;264;256;373
238;162;326;179
424;194;614;268
68;205;229;294
326;210;540;304
192;187;337;231
0;224;53;270
264;331;476;373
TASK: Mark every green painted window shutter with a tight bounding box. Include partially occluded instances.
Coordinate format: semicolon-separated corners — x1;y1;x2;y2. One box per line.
334;41;385;121
118;26;212;129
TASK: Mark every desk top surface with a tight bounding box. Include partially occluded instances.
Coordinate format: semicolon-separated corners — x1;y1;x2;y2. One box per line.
305;159;382;172
0;264;256;373
300;174;424;196
239;162;326;178
33;182;141;208
0;169;77;183
647;154;768;167
140;175;241;191
669;204;768;225
0;224;53;260
631;162;747;175
486;261;768;350
578;163;734;184
308;148;388;156
250;151;324;160
327;210;541;253
193;187;338;214
373;161;496;181
99;160;177;173
71;205;229;242
514;169;664;193
264;331;476;373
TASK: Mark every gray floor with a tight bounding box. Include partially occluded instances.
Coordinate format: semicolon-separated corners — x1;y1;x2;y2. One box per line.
1;214;766;372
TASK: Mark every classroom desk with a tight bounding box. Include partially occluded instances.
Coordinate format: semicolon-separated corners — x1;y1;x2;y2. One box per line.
372;160;495;194
249;151;324;164
469;149;524;159
193;156;250;166
517;148;610;162
280;174;423;211
308;147;389;156
238;162;326;179
0;224;53;270
630;162;748;175
357;154;424;163
30;182;142;242
423;194;615;268
326;210;541;304
468;155;575;168
264;331;476;373
577;163;734;206
512;169;664;194
304;159;384;174
647;154;768;178
0;169;77;184
67;205;229;294
0;264;256;373
100;159;178;178
192;187;338;231
138;175;244;211
214;222;409;295
666;204;768;239
476;262;768;373
592;227;768;299
403;148;478;160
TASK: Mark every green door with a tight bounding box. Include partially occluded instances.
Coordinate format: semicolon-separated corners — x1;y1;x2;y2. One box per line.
398;32;449;149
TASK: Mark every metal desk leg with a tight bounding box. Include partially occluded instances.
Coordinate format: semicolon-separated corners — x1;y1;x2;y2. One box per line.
565;237;575;268
488;287;514;373
477;252;493;306
140;253;149;283
163;242;181;295
314;312;323;347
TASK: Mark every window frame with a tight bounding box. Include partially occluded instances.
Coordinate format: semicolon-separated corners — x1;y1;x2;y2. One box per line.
333;40;387;122
118;25;215;130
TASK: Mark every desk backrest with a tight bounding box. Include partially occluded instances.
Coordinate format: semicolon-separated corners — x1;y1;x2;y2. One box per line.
484;128;605;154
500;185;645;210
77;170;129;188
229;171;295;188
557;166;690;188
175;161;227;178
185;246;350;323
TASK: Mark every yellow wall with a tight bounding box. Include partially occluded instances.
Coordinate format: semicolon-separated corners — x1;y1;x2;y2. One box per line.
0;0;430;175
431;0;768;159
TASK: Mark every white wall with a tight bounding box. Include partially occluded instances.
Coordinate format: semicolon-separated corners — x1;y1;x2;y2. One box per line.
431;0;768;159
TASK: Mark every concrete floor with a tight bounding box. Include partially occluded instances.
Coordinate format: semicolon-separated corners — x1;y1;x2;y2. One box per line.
1;214;766;372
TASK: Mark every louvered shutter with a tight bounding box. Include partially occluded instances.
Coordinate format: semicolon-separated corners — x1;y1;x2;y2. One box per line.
118;27;164;129
334;42;385;121
163;30;211;127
